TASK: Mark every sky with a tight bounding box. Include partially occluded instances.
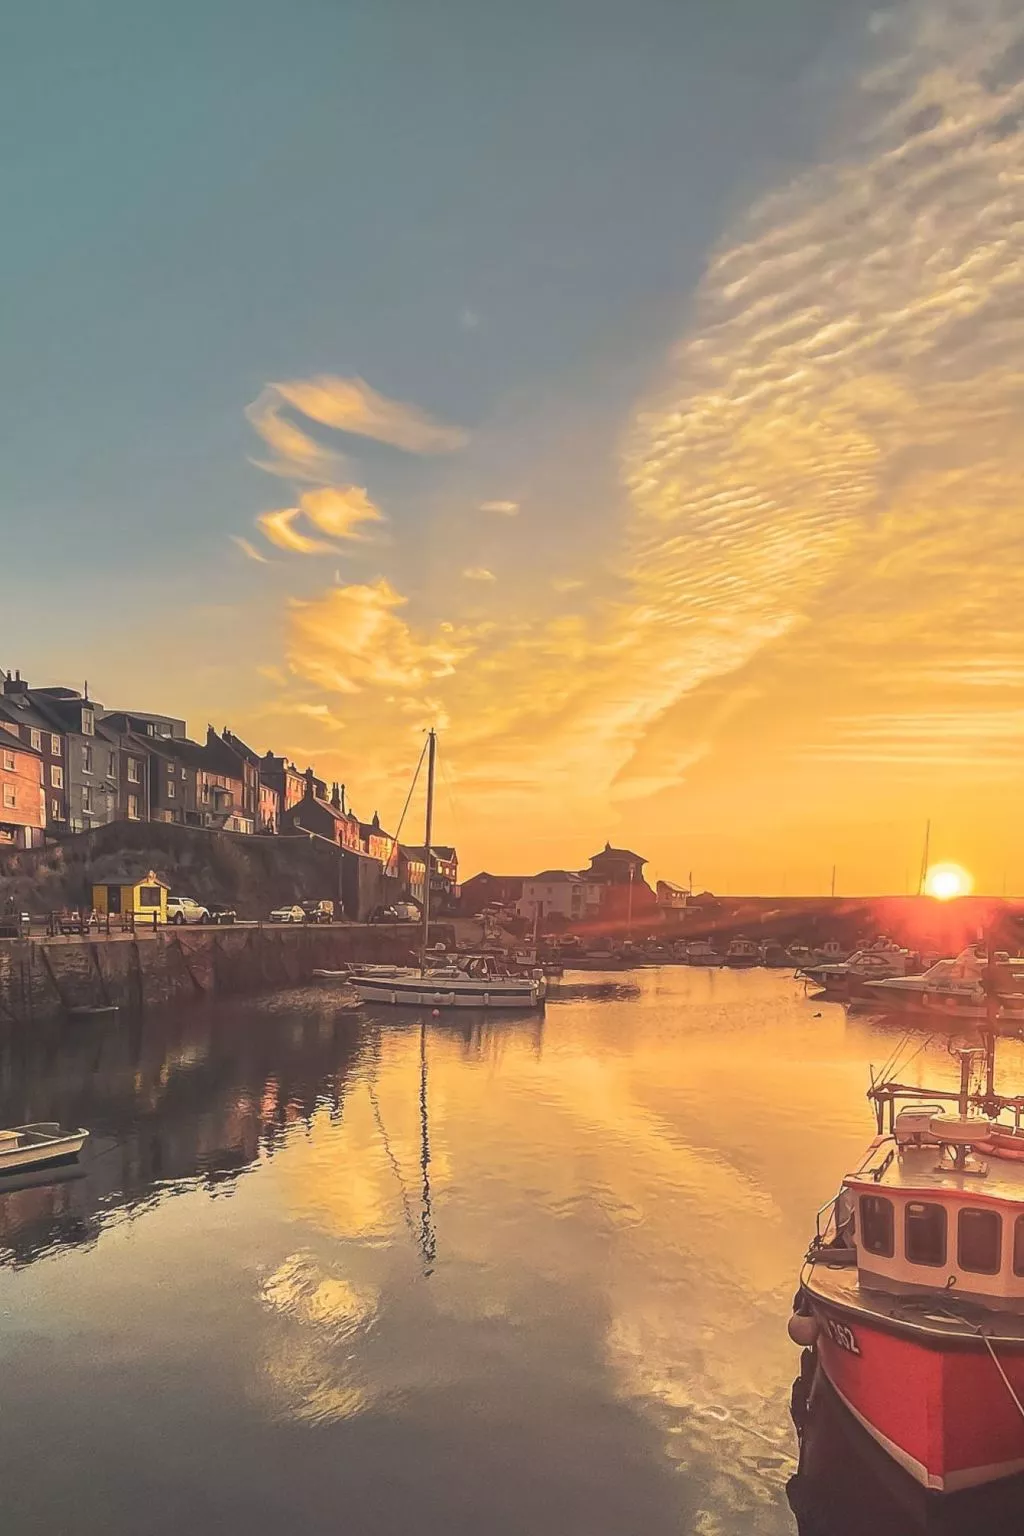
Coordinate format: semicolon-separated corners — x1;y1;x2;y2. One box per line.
3;0;1024;894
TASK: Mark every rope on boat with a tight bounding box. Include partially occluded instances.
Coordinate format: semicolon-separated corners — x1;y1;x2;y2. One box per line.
981;1332;1024;1427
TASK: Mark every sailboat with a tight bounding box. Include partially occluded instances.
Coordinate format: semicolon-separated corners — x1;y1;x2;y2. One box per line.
349;731;545;1011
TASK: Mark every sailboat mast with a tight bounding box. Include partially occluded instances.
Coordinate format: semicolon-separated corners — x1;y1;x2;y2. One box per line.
917;819;931;896
419;729;436;972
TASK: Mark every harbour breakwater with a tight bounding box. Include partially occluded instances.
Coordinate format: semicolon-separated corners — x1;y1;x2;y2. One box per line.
0;923;456;1027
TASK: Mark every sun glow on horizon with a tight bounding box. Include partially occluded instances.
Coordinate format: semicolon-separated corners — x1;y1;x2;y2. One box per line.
924;863;973;902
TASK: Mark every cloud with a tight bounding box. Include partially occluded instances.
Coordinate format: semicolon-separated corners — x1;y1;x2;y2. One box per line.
461;567;496;582
299;486;384;541
232;536;269;563
253;1;1024;888
287;579;480;696
257;507;337;556
268;375;467;456
550;576;584;593
460;308;481;330
479;500;519;515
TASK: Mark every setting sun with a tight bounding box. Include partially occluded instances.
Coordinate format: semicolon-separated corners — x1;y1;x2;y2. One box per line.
923;862;974;901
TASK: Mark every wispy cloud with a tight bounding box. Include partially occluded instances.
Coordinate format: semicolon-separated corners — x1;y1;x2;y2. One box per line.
257;507;336;556
256;375;468;463
461;566;496;582
479;500;519;516
232;535;269;563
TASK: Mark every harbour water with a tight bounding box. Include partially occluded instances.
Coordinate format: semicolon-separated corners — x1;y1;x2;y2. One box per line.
0;967;1021;1534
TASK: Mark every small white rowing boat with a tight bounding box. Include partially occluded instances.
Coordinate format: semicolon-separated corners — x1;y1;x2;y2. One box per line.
0;1123;89;1173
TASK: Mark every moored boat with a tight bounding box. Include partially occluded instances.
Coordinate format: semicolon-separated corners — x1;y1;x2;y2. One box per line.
791;1029;1024;1493
351;952;543;1009
863;947;1024;1021
802;942;919;999
724;935;759;967
0;1122;89;1173
681;938;719;965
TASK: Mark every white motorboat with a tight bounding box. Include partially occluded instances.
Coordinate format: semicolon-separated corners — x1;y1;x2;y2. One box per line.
863;947;1024;1021
680;939;719;965
0;1123;89;1173
801;940;918;997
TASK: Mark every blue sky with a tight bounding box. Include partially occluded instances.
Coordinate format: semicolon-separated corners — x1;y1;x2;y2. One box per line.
8;1;1022;892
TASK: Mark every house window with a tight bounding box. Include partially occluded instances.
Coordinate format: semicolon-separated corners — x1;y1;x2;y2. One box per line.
81;787;93;814
50;798;60;819
180;768;186;779
50;765;63;789
81;709;94;735
127;793;139;820
2;786;14;810
82;744;92;774
50;734;61;755
30;729;41;751
138;886;161;908
1014;1216;1024;1278
127;758;140;783
958;1208;1002;1275
905;1201;947;1267
167;780;175;798
859;1195;894;1258
2;750;14;772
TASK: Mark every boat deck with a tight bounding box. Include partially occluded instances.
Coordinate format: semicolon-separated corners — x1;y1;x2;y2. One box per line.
849;1136;1024;1201
806;1261;1024;1344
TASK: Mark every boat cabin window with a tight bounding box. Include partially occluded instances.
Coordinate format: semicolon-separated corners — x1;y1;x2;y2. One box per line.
1015;1216;1024;1278
859;1195;894;1258
957;1208;1002;1275
905;1201;947;1267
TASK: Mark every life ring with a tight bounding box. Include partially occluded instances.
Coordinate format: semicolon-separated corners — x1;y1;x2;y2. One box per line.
976;1130;1024;1160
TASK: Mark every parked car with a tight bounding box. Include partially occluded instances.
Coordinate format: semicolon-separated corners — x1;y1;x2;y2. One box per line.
206;903;237;926
166;896;210;926
269;904;305;924
301;900;334;924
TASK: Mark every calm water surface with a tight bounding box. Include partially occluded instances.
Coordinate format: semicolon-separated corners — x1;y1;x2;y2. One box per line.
0;968;1021;1535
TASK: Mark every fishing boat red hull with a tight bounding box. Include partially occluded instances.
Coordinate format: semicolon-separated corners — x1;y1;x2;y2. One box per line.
811;1297;1024;1492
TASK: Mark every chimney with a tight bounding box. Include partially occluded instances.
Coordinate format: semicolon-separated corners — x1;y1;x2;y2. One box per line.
2;670;27;696
330;782;341;811
339;782;346;814
304;767;315;799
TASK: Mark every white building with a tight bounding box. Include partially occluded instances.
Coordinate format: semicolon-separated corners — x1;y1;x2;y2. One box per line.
516;870;602;923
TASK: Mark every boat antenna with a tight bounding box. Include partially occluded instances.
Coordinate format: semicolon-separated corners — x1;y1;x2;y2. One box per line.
419;728;436;975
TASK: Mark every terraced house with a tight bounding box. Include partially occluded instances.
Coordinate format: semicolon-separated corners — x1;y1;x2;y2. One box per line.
0;726;45;848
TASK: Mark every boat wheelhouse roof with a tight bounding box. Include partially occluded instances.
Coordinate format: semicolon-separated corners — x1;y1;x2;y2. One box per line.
847;1137;1024;1204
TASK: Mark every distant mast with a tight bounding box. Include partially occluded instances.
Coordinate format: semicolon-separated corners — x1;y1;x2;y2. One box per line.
918;819;931;896
419;729;436;973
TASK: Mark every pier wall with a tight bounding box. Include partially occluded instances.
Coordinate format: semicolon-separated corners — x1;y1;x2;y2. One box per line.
0;923;455;1027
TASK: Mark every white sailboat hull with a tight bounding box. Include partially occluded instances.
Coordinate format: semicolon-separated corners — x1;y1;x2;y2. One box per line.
351;974;543;1010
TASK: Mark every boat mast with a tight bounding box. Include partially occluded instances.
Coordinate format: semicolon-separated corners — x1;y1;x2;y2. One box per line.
419;728;436;974
917;819;931;895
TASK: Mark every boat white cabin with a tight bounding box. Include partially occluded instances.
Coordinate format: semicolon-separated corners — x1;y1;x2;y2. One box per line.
724;936;759;967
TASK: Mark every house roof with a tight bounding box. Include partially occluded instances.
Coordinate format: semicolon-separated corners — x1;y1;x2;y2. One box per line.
93;871;171;888
0;694;63;736
0;723;41;756
528;869;584;883
401;844;456;861
590;843;647;864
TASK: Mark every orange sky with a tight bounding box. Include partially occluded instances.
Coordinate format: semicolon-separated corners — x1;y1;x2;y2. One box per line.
206;8;1024;894
12;3;1024;895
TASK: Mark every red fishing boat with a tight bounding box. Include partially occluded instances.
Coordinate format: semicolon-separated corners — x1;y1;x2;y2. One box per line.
790;1028;1024;1493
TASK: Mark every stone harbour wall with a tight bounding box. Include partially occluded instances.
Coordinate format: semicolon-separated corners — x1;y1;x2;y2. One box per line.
0;923;455;1027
